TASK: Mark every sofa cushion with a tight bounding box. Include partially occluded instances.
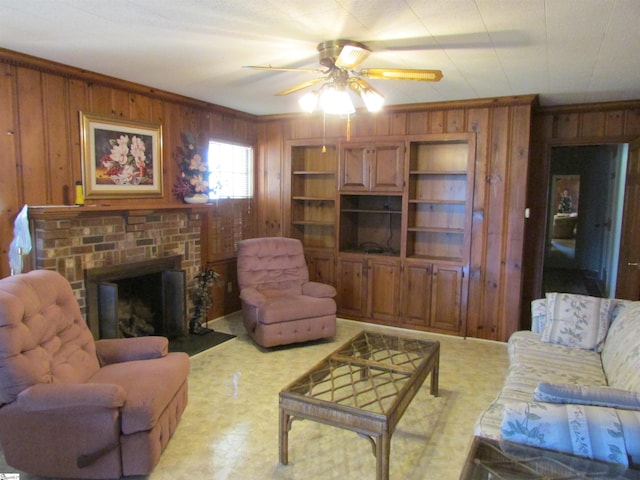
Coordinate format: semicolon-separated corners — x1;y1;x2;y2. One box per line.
601;301;640;391
475;330;610;441
501;401;628;466
541;293;613;352
508;331;607;388
534;382;640;411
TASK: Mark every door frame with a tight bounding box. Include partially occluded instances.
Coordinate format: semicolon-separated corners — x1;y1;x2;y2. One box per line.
543;144;625;295
615;137;640;299
522;138;633;328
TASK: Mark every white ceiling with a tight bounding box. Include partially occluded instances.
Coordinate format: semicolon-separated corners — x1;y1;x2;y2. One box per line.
1;0;639;116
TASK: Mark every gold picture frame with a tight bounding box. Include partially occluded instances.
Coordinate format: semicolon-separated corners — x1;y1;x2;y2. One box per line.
80;112;163;199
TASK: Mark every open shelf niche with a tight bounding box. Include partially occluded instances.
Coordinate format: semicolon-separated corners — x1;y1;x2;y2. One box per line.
339;194;402;256
290;143;337;249
406;134;475;264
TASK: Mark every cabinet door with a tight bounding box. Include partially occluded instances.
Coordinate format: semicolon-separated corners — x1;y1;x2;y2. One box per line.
337;256;367;317
367;257;401;323
430;265;462;333
340;145;368;191
401;263;433;328
370;143;405;192
306;250;335;286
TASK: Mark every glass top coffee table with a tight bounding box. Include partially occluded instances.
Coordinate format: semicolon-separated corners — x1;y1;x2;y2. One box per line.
279;330;440;480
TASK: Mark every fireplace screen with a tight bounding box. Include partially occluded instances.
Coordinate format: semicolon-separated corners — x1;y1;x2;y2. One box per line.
85;256;186;339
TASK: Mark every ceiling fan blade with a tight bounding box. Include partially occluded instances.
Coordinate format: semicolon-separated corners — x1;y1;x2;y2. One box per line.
348;77;382;95
243;65;326;74
335;43;371;69
359;68;443;82
275;77;327;96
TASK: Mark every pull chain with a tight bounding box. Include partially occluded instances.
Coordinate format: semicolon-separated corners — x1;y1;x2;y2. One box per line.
322;111;327;153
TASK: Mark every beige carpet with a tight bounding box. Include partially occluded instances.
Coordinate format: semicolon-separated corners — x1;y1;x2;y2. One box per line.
0;313;509;480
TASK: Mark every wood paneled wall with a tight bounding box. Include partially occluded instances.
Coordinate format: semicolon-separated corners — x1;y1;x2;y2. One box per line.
0;48;257;279
523;101;640;323
6;48;637;340
256;96;536;341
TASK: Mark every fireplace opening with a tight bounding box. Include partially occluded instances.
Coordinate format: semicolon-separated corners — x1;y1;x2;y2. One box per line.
110;272;163;338
85;256;186;340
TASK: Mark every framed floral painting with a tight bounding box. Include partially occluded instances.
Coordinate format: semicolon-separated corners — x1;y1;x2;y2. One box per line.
80;112;163;199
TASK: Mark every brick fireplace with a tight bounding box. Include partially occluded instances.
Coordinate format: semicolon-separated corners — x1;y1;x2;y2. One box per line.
29;207;205;338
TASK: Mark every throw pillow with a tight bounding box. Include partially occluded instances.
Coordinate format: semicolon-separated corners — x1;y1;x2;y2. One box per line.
531;298;547;333
534;382;640;411
541;293;613;352
501;401;629;466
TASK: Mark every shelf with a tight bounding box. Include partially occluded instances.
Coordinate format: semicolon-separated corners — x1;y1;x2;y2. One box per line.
409;170;466;175
408;226;464;234
28;202;210;219
291;220;334;227
341;209;402;214
408;199;466;205
341;248;399;257
293;171;335;175
406;254;463;263
292;196;335;202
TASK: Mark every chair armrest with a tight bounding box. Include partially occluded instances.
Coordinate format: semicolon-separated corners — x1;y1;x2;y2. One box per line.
302;281;337;298
17;383;126;412
95;336;168;366
240;287;266;307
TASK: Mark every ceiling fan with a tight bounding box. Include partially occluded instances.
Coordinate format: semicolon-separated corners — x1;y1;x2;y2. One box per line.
243;39;443;114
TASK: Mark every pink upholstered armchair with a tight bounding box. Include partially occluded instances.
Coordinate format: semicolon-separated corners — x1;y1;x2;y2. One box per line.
237;237;337;347
0;269;190;479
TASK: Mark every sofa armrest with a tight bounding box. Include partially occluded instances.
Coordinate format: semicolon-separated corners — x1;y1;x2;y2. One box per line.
95;336;168;366
17;383;126;412
302;281;337;298
531;298;547;333
501;401;629;466
239;287;266;307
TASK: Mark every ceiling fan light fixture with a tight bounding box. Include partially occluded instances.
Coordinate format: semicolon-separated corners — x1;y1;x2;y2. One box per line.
298;91;319;113
360;88;384;112
319;86;355;115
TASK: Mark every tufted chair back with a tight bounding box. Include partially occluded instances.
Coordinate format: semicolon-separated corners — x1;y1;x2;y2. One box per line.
0;269;99;405
237;236;309;296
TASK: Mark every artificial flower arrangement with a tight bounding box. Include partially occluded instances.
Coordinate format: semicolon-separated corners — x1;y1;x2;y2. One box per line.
172;132;210;200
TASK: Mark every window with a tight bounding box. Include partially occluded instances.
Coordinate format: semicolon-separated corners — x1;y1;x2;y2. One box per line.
208;141;253;199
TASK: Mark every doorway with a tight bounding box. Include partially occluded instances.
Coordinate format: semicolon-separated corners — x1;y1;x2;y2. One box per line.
542;144;628;297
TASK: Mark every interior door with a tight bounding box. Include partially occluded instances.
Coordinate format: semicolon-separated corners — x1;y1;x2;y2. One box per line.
616;138;640;300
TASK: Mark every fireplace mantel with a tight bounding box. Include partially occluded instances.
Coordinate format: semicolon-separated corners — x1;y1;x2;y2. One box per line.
28;203;211;219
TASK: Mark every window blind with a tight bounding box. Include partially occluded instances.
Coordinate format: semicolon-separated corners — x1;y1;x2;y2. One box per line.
208;141;253;199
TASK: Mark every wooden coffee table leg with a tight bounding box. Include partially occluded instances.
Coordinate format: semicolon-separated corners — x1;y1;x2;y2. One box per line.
375;431;391;480
431;358;439;396
279;408;290;465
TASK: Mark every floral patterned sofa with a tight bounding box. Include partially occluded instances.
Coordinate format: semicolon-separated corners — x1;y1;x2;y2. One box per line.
475;293;640;467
